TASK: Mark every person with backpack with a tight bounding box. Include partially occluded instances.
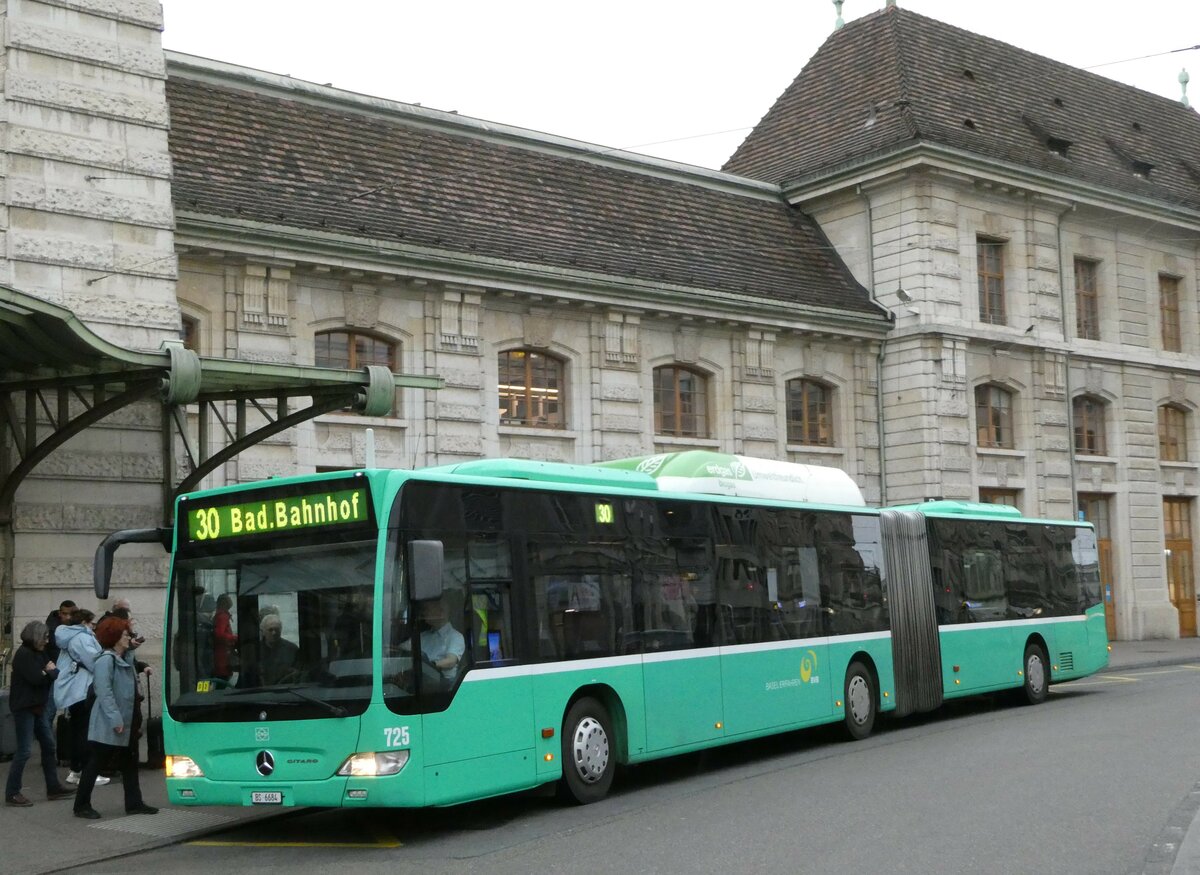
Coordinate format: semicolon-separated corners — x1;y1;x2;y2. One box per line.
72;617;157;819
52;609;109;787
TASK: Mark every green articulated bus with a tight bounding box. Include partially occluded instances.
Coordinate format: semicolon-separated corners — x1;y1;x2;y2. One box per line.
97;450;1108;809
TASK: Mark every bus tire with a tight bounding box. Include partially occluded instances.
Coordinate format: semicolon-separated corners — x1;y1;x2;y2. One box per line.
843;661;876;741
1021;642;1049;705
558;697;615;804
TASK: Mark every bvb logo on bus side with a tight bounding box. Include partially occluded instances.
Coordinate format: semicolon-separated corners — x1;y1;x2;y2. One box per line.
799;649;819;683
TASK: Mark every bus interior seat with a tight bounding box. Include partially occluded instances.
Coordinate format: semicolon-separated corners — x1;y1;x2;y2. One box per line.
562;608;611;657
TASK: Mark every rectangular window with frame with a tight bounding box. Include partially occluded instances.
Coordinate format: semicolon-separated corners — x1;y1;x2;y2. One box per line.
1161;274;1182;352
979;488;1020;508
1074;258;1100;340
977;237;1006;325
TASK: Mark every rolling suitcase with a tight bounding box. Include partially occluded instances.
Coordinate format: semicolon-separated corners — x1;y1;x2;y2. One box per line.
143;674;165;769
55;709;72;766
0;690;15;760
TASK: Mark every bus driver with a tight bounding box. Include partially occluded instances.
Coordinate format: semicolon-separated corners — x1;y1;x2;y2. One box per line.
412;597;465;681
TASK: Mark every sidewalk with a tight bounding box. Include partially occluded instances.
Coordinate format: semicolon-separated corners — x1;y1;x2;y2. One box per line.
3;637;1199;875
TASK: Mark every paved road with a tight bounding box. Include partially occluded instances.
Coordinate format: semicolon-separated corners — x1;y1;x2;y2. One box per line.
52;661;1200;875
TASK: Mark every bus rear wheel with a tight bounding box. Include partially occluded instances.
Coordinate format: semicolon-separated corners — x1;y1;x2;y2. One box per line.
558;697;615;804
843;661;876;740
1021;642;1049;705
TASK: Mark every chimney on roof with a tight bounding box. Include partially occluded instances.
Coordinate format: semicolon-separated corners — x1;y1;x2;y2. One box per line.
885;0;897;7
1181;68;1191;108
833;0;844;30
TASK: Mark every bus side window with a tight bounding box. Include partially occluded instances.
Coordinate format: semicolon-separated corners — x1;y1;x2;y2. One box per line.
468;587;513;665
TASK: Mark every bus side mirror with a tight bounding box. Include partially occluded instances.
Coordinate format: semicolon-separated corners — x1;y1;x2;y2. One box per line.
408;540;444;602
93;527;171;599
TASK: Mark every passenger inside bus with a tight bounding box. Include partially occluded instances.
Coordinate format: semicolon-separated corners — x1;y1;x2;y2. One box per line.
245;614;301;686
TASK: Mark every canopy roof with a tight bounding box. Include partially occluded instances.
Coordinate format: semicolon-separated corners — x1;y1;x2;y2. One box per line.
0;286;441;399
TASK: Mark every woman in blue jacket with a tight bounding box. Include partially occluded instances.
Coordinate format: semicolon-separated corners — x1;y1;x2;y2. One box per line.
73;617;157;819
52;609;109;787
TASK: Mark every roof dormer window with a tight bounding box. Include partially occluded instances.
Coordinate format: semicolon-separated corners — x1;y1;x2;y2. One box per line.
1106;138;1154;179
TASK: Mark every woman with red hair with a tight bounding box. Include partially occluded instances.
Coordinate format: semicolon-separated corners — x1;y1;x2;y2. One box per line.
73;616;157;819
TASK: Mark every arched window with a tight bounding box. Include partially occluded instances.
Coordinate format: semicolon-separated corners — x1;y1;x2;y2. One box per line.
1159;404;1189;462
786;378;833;446
1073;395;1107;455
975;384;1014;449
315;330;399;415
654;365;709;438
315;329;397;371
498;349;565;427
181;315;200;352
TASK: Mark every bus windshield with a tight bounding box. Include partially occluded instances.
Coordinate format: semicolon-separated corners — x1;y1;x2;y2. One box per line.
166;538;378;721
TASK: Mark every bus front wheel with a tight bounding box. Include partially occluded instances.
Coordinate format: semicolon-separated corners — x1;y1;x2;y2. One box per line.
558;697;615;804
1021;642;1049;705
843;661;876;740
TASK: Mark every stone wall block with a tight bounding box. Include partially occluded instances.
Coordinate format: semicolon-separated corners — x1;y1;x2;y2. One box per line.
9;20;164;76
37;0;164;28
7;73;169;126
599;415;643;433
437;404;484;422
439;367;483;389
599;383;641;402
597;443;648;461
741;394;777;414
742;425;778;441
10;178;173;227
499;438;571;462
9;127;170;176
437;434;483;456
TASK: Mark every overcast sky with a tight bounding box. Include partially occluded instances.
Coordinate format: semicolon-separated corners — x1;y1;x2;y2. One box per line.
159;0;1200;170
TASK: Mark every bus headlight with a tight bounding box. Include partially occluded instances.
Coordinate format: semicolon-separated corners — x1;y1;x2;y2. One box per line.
165;755;205;778
336;751;410;777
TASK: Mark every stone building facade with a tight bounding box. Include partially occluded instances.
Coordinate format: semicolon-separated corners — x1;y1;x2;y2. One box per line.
2;1;1198;655
726;7;1200;639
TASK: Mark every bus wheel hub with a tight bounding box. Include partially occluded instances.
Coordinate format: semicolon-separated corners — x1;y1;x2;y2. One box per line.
571;716;609;783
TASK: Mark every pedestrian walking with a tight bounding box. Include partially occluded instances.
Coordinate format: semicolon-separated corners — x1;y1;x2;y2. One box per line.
52;609;109;787
73;617;157;819
4;621;74;806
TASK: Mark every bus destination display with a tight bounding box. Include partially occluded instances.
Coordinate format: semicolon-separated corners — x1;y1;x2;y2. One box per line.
186;486;369;542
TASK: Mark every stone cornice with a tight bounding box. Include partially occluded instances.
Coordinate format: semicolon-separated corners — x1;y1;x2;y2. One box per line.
174;212;891;339
783;141;1200;234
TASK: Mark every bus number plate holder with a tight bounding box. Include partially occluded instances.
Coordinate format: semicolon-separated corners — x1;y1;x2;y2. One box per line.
252;791;283;805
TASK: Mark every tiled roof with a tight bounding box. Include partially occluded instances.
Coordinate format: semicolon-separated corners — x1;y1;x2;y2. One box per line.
724;7;1200;213
164;74;884;321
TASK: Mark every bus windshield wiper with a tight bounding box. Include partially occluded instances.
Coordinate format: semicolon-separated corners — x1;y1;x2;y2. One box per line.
225;684;348;717
275;684;348;717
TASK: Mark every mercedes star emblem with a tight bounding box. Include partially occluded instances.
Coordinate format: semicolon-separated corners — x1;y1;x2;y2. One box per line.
256;750;275;777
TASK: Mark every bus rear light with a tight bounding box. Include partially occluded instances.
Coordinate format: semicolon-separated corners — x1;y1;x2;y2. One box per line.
544;753;554;762
336;751;410;777
165;756;204;778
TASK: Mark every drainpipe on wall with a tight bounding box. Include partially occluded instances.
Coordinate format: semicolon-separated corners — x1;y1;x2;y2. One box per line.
859;183;889;504
1056;202;1078;514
